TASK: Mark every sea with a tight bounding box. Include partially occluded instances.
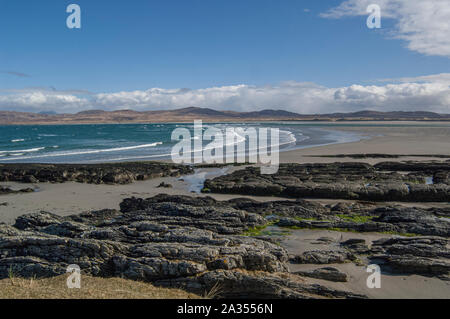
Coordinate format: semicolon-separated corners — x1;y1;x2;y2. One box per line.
0;122;399;164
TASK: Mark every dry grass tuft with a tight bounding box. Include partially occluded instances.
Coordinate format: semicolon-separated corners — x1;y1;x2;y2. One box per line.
203;281;223;299
0;274;202;299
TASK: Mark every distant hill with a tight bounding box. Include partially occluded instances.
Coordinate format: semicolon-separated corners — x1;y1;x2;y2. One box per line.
0;107;449;124
76;109;107;115
38;111;58;115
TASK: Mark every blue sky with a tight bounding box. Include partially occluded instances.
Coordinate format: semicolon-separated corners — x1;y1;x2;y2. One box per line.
0;0;449;113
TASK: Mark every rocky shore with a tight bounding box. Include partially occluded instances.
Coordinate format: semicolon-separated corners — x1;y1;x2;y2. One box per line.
1;194;370;299
1;194;449;298
307;154;450;159
204;161;450;202
1;159;449;299
0;162;193;185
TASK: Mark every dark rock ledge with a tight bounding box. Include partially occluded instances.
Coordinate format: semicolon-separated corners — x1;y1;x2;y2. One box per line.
294;267;349;282
0;194;368;299
0;162;193;185
121;196;450;280
0;186;34;195
307;154;450;159
204;162;450;202
368;237;450;280
123;196;450;237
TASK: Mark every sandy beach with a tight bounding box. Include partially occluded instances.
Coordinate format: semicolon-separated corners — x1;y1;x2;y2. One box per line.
281;123;450;164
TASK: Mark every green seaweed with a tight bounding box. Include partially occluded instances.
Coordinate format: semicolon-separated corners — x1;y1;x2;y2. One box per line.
336;214;375;223
241;222;285;237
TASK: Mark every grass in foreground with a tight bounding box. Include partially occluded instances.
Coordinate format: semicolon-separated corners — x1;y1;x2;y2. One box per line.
0;274;202;299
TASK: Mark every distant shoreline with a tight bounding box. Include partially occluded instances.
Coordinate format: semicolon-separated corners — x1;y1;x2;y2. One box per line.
1;107;449;125
2;119;450;126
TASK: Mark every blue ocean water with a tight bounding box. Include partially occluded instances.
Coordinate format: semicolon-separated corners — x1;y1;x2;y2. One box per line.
0;123;369;163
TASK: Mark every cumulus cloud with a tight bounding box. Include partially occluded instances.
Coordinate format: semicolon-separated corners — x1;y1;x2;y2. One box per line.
321;0;450;58
89;82;335;114
0;88;89;113
0;75;449;114
333;82;450;112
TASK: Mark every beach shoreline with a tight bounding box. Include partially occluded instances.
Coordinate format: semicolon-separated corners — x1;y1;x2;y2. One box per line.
1;121;449;164
1;123;450;222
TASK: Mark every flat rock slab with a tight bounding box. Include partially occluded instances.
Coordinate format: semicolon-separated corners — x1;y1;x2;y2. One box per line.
204;162;450;202
0;162;193;185
294;267;349;282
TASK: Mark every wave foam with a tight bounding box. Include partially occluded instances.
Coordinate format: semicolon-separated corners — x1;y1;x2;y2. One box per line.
0;147;45;154
0;143;163;161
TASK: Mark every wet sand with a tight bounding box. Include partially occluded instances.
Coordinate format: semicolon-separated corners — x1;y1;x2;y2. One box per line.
281;124;450;164
0;166;292;224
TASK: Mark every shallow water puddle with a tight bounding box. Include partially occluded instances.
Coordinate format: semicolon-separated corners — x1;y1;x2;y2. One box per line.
180;166;231;193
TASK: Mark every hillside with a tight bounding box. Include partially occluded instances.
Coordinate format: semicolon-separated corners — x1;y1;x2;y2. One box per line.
0;107;449;124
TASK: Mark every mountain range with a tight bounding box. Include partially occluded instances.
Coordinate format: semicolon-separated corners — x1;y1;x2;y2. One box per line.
0;107;449;124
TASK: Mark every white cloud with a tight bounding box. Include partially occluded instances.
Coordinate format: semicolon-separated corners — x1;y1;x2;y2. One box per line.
0;89;89;113
0;74;449;114
321;0;450;58
333;82;450;112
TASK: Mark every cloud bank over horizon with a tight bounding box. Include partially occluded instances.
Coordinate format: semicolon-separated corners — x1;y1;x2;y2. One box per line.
0;73;449;114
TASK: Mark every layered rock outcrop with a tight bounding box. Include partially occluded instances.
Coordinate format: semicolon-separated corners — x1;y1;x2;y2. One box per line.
0;162;193;185
204;162;450;202
0;194;368;298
